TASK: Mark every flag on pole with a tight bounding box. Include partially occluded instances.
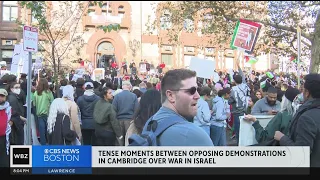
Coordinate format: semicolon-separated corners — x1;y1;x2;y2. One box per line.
244;56;258;64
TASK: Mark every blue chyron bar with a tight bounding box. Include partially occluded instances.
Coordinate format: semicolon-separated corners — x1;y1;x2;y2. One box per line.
31;145;92;175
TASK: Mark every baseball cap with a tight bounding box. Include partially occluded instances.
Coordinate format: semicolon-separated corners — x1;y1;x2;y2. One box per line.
84;82;94;89
0;89;8;96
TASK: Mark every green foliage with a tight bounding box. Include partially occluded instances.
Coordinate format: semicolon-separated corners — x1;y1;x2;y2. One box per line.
97;24;121;33
147;1;320;72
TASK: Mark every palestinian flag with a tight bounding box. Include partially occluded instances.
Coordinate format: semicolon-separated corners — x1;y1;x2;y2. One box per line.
244;56;258;64
266;72;274;79
290;56;298;63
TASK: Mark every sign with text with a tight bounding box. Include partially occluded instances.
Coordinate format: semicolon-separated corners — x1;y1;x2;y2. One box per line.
23;26;38;52
230;19;261;54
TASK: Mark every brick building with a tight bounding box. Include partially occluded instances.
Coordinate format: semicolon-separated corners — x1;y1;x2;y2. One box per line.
0;1;276;72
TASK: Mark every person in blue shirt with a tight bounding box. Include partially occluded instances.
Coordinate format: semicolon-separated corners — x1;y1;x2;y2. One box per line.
152;69;213;146
193;86;211;136
210;88;231;146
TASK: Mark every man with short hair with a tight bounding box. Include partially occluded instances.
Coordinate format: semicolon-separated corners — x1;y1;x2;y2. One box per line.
228;61;250;144
251;87;281;115
151;69;213;146
275;73;320;167
112;81;138;145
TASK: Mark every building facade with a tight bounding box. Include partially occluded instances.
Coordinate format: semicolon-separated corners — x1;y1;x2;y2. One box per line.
0;1;276;72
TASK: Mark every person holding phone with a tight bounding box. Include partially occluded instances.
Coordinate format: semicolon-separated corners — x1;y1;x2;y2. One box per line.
244;88;300;144
251;87;281;115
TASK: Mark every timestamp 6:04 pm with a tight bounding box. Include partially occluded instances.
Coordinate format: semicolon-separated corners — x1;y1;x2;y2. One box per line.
11;168;30;174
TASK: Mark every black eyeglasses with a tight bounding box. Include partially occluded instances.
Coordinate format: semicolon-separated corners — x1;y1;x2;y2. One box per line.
171;86;198;95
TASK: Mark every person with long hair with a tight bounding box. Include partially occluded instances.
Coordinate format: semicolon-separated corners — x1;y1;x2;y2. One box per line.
33;78;54;145
244;87;300;144
125;89;162;146
47;98;78;145
94;87;122;146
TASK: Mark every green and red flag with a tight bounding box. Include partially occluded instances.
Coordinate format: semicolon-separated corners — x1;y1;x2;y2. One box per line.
290;56;297;63
244;56;258;64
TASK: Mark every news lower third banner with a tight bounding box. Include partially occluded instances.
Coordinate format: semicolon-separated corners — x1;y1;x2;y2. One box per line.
10;146;310;175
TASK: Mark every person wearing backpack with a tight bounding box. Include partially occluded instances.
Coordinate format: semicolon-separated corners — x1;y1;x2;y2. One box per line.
274;73;320;167
128;69;213;146
125;89;162;146
228;60;250;145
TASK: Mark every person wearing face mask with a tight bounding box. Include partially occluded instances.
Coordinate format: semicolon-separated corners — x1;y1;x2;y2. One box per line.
7;82;25;145
0;89;11;167
274;74;320;167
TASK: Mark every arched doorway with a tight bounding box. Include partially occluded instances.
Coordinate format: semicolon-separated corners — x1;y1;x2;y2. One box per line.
96;41;115;68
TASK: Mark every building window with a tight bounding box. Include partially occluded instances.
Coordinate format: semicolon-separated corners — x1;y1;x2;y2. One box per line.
101;3;112;14
2;1;18;22
160;10;172;30
2;39;16;46
1;50;13;68
161;54;173;67
118;6;124;11
183;19;194;33
118;6;125;18
88;9;95;16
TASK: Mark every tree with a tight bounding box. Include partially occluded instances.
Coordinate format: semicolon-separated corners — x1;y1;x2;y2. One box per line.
18;1;120;97
146;1;320;73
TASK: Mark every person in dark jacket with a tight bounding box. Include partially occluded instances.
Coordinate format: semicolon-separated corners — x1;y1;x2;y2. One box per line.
92;81;101;97
7;82;25;145
244;88;300;144
94;87;122;146
47;98;78;145
74;78;85;102
274;74;320;167
76;82;100;145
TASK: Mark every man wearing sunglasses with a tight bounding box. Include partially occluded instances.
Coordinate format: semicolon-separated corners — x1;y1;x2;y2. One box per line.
148;69;213;146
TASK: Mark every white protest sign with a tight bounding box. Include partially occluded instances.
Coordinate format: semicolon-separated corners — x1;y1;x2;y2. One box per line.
189;57;215;79
92;68;105;82
239;115;274;146
23;26;38;52
32;57;43;75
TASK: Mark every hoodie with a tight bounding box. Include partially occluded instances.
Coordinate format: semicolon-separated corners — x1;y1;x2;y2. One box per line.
76;90;100;129
211;96;229;127
193;97;211;127
0;102;11;155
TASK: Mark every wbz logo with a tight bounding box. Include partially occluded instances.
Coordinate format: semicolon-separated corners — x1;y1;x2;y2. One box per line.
10;145;32;167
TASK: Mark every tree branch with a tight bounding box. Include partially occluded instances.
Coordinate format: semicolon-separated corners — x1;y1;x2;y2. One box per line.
57;4;88;60
54;2;81;42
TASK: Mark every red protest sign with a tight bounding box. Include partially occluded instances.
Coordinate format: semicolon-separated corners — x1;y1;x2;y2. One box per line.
230;19;261;54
